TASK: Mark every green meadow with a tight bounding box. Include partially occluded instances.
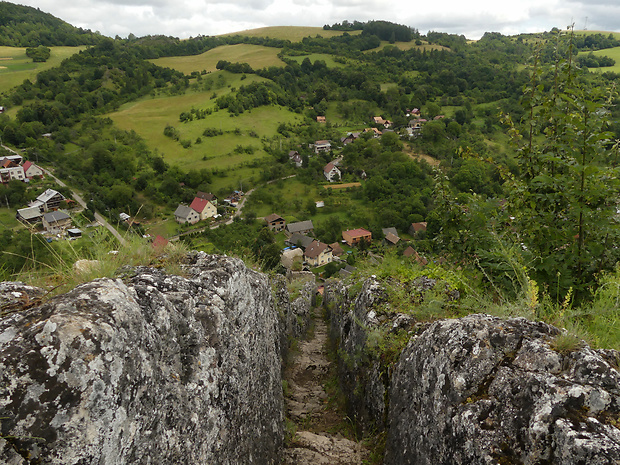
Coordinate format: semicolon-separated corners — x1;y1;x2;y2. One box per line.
220;26;361;42
0;46;87;94
287;53;351;68
245;176;372;230
109;70;304;190
580;46;620;73
151;44;286;74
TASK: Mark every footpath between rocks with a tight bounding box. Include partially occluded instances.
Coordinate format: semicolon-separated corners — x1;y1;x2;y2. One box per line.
282;307;369;464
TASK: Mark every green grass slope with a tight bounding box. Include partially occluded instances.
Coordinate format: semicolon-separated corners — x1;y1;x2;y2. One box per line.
151;44;286;74
0;46;87;94
220;26;361;41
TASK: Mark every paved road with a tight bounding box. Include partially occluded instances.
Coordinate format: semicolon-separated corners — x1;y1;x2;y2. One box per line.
40;168;127;245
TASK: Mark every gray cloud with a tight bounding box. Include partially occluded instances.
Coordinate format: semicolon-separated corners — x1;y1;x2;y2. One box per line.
15;0;620;40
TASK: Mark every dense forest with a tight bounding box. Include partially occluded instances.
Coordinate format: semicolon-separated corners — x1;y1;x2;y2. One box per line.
1;4;620;313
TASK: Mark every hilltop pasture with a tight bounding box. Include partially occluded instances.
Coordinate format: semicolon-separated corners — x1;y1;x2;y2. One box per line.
0;46;87;94
220;26;361;42
109;71;304;177
151;44;286;75
579;46;620;73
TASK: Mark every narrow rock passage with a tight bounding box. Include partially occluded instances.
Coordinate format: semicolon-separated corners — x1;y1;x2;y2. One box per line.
282;308;368;464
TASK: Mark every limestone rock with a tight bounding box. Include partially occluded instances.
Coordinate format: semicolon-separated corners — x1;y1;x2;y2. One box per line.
386;314;620;464
0;253;283;464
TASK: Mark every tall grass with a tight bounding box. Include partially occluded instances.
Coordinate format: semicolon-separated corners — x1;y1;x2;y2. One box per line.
6;228;189;301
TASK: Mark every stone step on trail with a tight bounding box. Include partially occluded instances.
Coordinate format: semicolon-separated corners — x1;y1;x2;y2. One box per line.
282;307;368;464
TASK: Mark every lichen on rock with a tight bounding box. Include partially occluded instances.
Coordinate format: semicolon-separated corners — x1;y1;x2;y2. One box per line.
0;253;284;464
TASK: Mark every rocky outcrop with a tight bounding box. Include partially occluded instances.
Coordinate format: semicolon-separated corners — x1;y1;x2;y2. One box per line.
386;314;620;464
324;277;392;432
0;253;284;464
326;278;620;464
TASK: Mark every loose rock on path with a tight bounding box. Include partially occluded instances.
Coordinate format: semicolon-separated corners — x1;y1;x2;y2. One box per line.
282;307;368;465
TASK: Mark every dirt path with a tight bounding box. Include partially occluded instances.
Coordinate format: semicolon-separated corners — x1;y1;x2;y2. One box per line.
282;308;368;464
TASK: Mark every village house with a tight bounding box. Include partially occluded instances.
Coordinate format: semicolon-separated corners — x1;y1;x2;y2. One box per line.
316;116;326;123
16;206;42;224
196;191;217;206
304;240;333;267
342;228;372;247
323;162;341;182
174;205;200;224
190;197;217;221
42;211;71;234
285;220;314;237
372;116;393;129
30;189;64;212
403;245;428;266
382;227;400;246
286;233;314;250
312;140;331;154
341;132;360;146
288;150;303;167
0;159;25;184
265;213;286;232
409;222;428;235
0;155;23;165
329;242;345;258
152;235;169;249
364;127;382;138
22;161;44;179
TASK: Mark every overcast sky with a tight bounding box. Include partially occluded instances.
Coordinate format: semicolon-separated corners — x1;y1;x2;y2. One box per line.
14;0;620;41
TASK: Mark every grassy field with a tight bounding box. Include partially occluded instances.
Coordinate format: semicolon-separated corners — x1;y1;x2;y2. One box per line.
0;207;21;232
151;44;286;74
0;46;87;94
373;40;449;52
108;71;304;191
245;176;371;231
286;53;350;68
579;46;620;73
220;26;361;42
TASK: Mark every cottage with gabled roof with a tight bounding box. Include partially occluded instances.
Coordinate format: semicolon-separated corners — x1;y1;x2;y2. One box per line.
409;222;427;235
288;150;303;167
190;197;217;221
304;240;332;267
285;220;314;237
342;228;372;247
286;233;314;250
324;162;341;182
316;116;326;123
174;205;200;224
22;161;44;179
265;213;286;232
329;242;345;257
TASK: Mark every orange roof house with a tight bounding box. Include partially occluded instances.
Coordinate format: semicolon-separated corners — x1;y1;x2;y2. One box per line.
409;222;427;235
342;228;372;247
190;197;217;221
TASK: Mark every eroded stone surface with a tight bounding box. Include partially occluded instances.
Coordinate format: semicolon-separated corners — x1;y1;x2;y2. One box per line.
386;314;620;465
0;253;283;464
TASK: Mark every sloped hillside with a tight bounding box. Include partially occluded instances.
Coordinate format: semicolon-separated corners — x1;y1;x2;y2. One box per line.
0;1;102;46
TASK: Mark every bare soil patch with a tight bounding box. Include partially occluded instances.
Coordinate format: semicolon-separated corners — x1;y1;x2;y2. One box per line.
323;182;361;189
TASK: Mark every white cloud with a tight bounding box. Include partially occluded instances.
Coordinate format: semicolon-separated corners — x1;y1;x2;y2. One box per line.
14;0;620;40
